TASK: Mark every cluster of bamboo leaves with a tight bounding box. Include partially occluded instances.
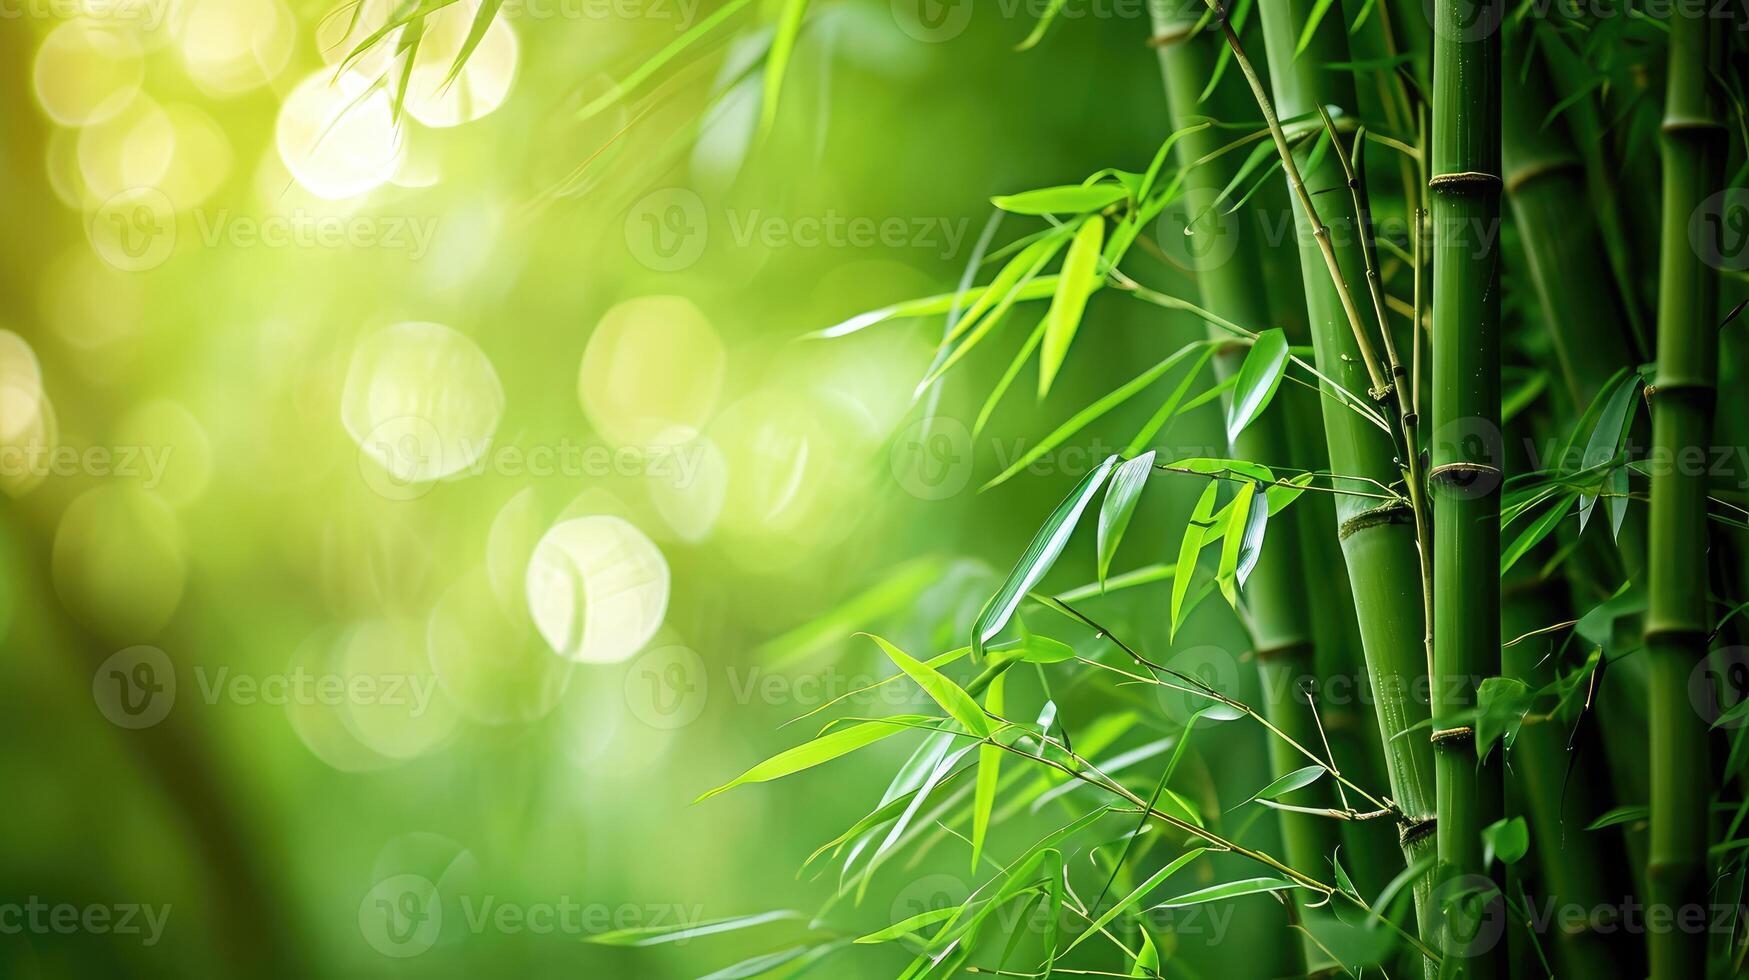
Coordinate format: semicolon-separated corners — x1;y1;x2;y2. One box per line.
349;0;1749;976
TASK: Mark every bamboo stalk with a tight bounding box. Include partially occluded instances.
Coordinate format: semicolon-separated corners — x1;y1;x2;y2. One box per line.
1218;0;1441;946
1427;0;1503;975
1147;0;1342;903
1646;8;1728;978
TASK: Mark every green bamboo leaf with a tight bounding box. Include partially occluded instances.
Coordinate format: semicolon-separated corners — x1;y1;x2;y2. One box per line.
1153;877;1307;908
1216;481;1257;608
971;672;1006;872
1038;216;1106;398
924;238;1070;390
1578;372;1641;531
759;0;809;135
1585;805;1649;831
1239;765;1326;807
1475;677;1533;760
694;717;928;802
439;0;504;89
1225;328;1290;443
1502;492;1577;574
1131;930;1160;976
972;455;1119;656
1482;816;1529;867
575;0;756;121
755;557;946;667
863;634;990;737
1097;452;1156;588
808;278;1061;340
585;909;803;945
992;184;1127;215
1294;0;1339;56
855;905;960;944
1171;481;1221;639
1066;848;1207;952
985;341;1209;491
1264;472;1317;515
1124;346;1219;455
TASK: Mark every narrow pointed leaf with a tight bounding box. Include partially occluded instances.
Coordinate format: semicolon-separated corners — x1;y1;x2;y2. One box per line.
1240;765;1326;807
972;455;1119;656
1067;848;1207;952
585;909;803;946
1038;216;1106;398
1216;481;1256;608
575;0;756;121
1225;328;1289;443
863;634;990;737
1577;372;1640;531
809;278;1060;340
971;672;1006;872
1153;877;1307;908
759;0;809;135
1171;481;1221;639
992;184;1126;215
695;717;928;802
1097;452;1156;587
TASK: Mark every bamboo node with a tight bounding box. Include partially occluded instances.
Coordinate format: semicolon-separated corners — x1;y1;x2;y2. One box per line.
1427;461;1501;483
1337;502;1414;540
1399;817;1437;848
1427;171;1502;192
1430;726;1474;746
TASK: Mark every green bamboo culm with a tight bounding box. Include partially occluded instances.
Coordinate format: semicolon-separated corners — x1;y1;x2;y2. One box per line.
1147;0;1342;915
1427;1;1504;976
1234;0;1440;941
1645;8;1728;978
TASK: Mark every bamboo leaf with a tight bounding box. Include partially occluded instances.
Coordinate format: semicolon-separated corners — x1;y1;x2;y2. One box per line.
974;316;1048;435
1577;371;1641;531
992;184;1126;215
1482;816;1529;867
759;0;809;136
855;905;960;944
972;455;1120;656
1039;216;1106;398
1066;848;1207;951
575;0;756;121
1294;0;1339;56
1475;677;1533;760
439;0;504;90
863;634;990;737
1154;877;1308;908
585;909;803;945
1240;765;1326;807
1216;482;1257;608
695;717;929;802
1015;0;1068;50
1225;328;1290;443
809;278;1061;340
984;343;1207;491
1586;805;1649;831
1131;930;1160;976
1171;481;1221;639
1097;452;1156;588
970;671;1006;872
1502;492;1577;574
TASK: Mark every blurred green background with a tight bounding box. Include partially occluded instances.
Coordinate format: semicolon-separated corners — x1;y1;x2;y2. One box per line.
0;1;1303;975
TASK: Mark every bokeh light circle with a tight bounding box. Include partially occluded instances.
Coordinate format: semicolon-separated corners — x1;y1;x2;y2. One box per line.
275;70;403;201
342;321;504;491
578;296;724;449
525;515;669;664
33;21;144;127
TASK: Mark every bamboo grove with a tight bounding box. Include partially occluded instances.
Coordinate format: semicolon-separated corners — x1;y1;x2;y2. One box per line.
435;0;1749;975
